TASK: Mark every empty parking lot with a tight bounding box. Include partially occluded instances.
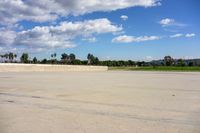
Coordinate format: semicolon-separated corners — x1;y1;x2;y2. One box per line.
0;71;200;133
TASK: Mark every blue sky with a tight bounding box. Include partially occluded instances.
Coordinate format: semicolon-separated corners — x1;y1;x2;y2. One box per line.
0;0;199;60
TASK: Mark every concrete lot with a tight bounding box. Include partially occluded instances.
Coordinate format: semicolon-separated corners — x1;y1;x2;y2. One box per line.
0;71;200;133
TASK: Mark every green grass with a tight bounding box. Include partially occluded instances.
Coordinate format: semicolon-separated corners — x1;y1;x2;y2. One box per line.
109;66;200;72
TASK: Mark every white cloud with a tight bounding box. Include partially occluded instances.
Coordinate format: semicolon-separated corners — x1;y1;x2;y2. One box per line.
160;18;174;25
159;18;186;27
0;0;161;25
170;33;183;38
112;35;160;43
185;33;195;38
0;29;16;46
82;37;97;43
0;18;122;51
0;0;60;25
170;33;196;38
159;18;175;27
144;56;154;61
15;27;76;49
121;15;128;21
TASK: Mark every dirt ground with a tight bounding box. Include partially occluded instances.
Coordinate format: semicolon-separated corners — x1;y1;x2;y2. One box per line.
0;71;200;133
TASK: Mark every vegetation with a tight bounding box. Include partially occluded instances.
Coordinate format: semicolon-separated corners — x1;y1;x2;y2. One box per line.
0;53;200;71
109;66;200;72
61;53;76;64
20;53;29;63
164;56;174;66
0;52;17;62
33;57;38;64
87;53;99;65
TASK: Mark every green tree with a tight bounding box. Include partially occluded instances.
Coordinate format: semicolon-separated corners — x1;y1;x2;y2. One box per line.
94;57;99;65
69;53;76;61
50;53;57;64
164;56;174;66
4;53;9;59
33;57;37;64
188;61;194;66
61;53;69;64
54;53;56;58
128;60;135;66
51;54;54;58
87;53;99;65
8;52;17;62
51;53;57;59
61;53;68;60
87;53;94;65
72;59;82;65
177;59;185;66
41;58;47;64
20;53;29;63
14;54;17;60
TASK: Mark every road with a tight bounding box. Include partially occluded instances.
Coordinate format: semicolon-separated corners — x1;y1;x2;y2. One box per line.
0;71;200;133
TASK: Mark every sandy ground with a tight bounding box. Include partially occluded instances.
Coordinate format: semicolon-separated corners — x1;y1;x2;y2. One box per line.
0;71;200;133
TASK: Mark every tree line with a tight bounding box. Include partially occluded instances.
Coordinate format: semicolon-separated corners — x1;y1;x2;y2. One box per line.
0;52;199;66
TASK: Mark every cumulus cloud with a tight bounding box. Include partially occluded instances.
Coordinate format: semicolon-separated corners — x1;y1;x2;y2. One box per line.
120;15;128;21
0;0;161;25
0;0;60;25
15;27;76;49
112;35;160;43
159;18;186;27
159;18;174;26
82;37;97;43
0;29;16;46
170;33;183;38
185;33;195;38
0;18;122;51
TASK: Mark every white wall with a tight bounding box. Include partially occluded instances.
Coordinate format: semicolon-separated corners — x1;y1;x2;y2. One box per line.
0;63;108;72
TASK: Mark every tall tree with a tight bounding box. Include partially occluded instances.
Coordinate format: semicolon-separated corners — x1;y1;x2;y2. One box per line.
14;54;17;60
8;52;14;61
51;54;54;59
87;53;99;65
87;53;93;65
69;53;76;61
4;53;9;59
54;53;56;58
33;57;37;64
20;53;29;63
61;53;69;64
61;53;68;60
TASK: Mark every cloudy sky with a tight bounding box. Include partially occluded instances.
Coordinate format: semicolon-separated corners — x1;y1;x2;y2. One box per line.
0;0;200;60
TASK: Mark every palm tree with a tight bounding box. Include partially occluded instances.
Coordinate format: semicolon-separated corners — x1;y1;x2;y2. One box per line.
54;53;56;58
51;54;54;59
50;53;57;64
14;54;17;61
8;52;14;62
51;53;57;59
4;53;9;60
87;53;92;65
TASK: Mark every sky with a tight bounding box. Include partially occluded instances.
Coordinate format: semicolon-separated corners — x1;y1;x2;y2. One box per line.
0;0;200;61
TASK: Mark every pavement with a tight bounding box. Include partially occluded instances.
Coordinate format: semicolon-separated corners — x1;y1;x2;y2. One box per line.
0;71;200;133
